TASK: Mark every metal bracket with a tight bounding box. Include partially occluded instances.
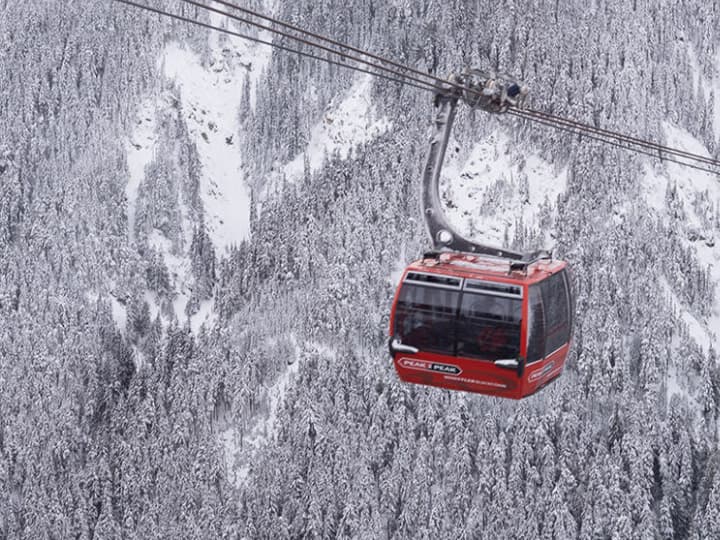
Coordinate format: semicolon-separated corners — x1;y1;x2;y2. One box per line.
421;71;548;264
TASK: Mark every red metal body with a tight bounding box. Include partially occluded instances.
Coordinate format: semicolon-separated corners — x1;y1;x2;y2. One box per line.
389;252;572;399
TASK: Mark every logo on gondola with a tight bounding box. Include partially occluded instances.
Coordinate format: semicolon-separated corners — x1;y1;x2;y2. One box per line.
529;361;555;383
399;358;462;375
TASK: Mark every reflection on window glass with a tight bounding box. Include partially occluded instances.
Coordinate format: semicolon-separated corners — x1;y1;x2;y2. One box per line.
395;284;458;355
456;293;521;361
540;271;570;354
394;283;528;362
527;285;545;363
562;269;575;336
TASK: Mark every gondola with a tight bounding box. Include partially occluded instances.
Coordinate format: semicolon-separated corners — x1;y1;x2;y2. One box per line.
389;70;574;399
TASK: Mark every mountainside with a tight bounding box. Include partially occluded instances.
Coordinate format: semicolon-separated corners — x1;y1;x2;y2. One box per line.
2;1;720;538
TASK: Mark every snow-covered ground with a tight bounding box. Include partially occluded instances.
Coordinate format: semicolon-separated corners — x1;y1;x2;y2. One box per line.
643;123;720;353
163;11;273;253
283;74;391;182
124;9;272;332
666;364;699;411
440;131;567;251
84;292;128;333
125;100;158;244
191;300;216;333
660;279;713;354
222;334;308;488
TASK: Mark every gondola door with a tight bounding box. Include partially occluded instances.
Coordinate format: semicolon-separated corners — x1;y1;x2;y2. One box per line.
448;278;527;398
389;271;466;392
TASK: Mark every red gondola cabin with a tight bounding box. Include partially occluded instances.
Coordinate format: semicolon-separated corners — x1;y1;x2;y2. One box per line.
389;252;574;399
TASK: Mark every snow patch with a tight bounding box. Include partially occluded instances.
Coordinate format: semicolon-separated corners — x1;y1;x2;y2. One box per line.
666;365;697;409
191;299;216;334
663;123;715;169
643;124;720;352
220;427;244;487
686;45;708;101
163;44;249;253
660;279;713;354
222;336;328;488
440;131;567;250
144;291;161;322
85;292;127;333
284;75;392;181
147;230;214;332
109;296;128;333
162;10;272;254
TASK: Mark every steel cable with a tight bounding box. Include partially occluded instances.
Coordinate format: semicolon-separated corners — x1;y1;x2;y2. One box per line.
112;0;440;92
208;0;720;170
508;109;720;175
111;0;720;174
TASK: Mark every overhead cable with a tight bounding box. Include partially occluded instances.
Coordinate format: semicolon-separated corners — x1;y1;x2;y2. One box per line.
208;0;720;169
112;0;437;91
111;0;720;174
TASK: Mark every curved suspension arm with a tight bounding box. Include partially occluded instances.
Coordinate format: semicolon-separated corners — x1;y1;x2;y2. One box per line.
421;75;549;263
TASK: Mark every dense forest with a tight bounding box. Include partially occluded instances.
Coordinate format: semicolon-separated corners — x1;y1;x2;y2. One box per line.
1;0;720;538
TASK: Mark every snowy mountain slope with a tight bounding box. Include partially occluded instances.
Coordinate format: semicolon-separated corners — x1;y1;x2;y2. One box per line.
643;123;720;353
222;74;392;488
162;15;272;252
440;130;567;251
123;11;273;331
8;0;720;537
222;333;308;488
283;74;392;183
128;11;272;254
